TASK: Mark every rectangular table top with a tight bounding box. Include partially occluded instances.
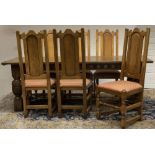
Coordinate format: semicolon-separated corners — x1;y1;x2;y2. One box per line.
1;56;154;65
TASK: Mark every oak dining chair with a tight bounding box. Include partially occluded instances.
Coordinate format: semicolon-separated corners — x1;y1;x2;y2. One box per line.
16;30;55;117
34;30;54;97
47;29;93;79
94;29;120;85
53;28;93;118
96;28;150;128
47;29;91;61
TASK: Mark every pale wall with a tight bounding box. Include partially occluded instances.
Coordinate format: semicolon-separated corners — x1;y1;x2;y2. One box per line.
0;25;154;98
138;25;155;88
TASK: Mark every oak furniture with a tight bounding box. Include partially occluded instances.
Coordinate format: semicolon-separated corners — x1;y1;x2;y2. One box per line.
1;56;153;112
53;28;93;118
94;29;120;85
47;30;91;61
47;30;93;79
47;30;55;60
96;28;150;128
16;30;55;117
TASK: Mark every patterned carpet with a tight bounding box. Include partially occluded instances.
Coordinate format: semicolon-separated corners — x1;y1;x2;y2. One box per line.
0;90;155;129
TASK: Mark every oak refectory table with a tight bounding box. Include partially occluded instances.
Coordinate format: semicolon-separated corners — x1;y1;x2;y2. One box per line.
1;56;153;111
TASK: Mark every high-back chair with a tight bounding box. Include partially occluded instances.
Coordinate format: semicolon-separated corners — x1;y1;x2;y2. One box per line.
94;29;120;85
47;30;91;61
96;28;150;128
53;28;93;118
96;29;118;57
47;30;93;79
16;30;55;117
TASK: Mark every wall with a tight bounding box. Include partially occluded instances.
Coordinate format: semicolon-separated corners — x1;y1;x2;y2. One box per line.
137;25;155;88
0;25;154;98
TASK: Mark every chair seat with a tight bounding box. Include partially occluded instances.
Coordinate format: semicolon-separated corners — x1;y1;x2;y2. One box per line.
25;79;55;88
94;70;120;78
60;79;92;88
97;80;142;93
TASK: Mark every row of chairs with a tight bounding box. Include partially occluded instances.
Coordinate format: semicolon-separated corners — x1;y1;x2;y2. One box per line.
16;27;150;128
47;29;120;83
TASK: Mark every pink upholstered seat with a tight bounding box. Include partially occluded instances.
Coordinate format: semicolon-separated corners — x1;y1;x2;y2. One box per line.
97;80;142;93
60;79;91;88
25;79;55;88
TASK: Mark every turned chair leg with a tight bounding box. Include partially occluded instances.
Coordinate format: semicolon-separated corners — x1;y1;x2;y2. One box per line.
138;92;144;121
23;90;28;118
120;95;127;129
94;78;99;96
93;79;96;97
48;89;52;118
139;101;144;121
82;89;87;119
96;89;101;119
89;85;93;105
57;89;62;118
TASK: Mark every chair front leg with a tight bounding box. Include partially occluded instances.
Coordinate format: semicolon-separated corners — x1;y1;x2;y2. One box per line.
96;88;101;119
23;90;29;118
47;88;52;118
89;85;94;105
120;95;127;129
82;89;87;119
138;92;144;121
57;88;62;118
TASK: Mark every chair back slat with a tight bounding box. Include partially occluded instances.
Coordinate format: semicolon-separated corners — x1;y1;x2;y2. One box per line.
127;29;144;77
53;29;85;79
47;30;54;61
87;30;91;59
96;29;118;58
121;28;150;86
16;30;50;80
47;30;89;62
115;30;119;57
22;31;44;76
61;30;80;78
103;30;114;57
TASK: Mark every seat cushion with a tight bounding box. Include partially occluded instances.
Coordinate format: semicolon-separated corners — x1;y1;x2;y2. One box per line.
60;79;91;88
25;79;55;88
97;80;142;93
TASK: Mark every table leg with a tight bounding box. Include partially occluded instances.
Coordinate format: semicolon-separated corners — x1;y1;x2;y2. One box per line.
11;64;23;111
